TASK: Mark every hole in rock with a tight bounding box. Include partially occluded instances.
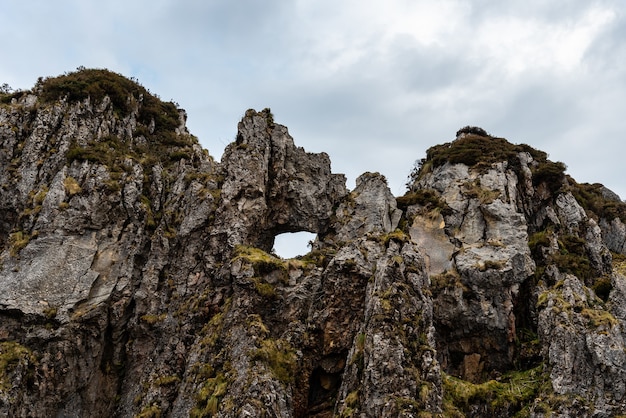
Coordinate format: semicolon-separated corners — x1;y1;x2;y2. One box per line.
272;231;316;259
307;366;342;413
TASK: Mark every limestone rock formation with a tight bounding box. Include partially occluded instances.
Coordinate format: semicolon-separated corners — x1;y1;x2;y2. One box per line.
1;70;626;417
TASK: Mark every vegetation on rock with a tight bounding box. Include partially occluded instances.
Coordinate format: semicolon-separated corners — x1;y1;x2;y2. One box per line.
251;338;297;385
234;245;287;274
37;68;180;133
569;179;626;223
0;341;36;391
396;189;452;214
427;135;537;168
407;130;567;194
442;365;549;417
3;72;626;417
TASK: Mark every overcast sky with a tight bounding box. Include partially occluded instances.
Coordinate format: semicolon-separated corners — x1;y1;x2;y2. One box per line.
2;1;625;256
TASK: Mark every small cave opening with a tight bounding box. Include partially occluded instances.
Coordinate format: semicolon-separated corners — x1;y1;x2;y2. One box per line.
513;276;543;369
272;231;317;259
307;366;342;415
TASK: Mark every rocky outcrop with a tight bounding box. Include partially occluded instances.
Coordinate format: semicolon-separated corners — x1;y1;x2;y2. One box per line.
2;70;626;417
214;108;347;253
410;160;535;381
401;134;626;416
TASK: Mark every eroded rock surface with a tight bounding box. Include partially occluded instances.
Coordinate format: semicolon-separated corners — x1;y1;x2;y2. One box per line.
2;70;626;417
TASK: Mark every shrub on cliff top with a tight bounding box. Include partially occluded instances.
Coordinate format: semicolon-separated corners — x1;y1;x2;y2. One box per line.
425;134;546;169
0;83;25;104
456;126;489;137
408;130;567;194
38;68;141;114
36;67;181;137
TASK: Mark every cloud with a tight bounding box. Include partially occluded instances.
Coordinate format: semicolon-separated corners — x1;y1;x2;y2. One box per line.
2;0;625;199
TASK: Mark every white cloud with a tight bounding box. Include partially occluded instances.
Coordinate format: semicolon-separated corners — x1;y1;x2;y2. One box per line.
2;0;626;199
472;6;616;76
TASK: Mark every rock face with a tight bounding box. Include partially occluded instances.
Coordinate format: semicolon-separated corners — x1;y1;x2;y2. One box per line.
1;70;626;417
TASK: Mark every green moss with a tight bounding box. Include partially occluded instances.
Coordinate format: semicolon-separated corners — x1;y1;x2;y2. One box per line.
33;187;49;205
0;341;36;391
344;391;359;408
190;372;228;417
531;231;594;282
191;363;215;380
168;149;192;161
396;189;451;215
154;375;180;387
66;134;127;167
234;245;287;275
480;259;506;271
419;383;432;404
553;235;593;281
247;314;270;337
462;179;500;204
8;230;30;257
140;313;166;325
430;269;466;293
184;171;222;187
21;205;42;217
613;252;626;276
251;338;296;385
536;291;551;309
37;68;182;135
355;332;366;352
135;403;161;418
378;229;410;247
442;365;547;416
536;288;572;314
36;70;203;237
43;306;58;320
299;248;335;268
251;277;277;298
539;282;618;331
63;176;82;196
350;333;366;376
39;68;138;114
199;310;226;349
569;180;626;224
393;396;428;415
140;195;158;230
339;406;355;417
233;245;290;299
340;390;360;416
581;308;618;328
101;178;120;193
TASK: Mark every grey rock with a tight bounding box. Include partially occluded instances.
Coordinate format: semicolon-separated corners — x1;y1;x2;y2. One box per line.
537;269;626;416
2;71;626;417
329;171;401;244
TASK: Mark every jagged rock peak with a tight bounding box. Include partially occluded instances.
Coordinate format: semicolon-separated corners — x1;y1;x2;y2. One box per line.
3;71;626;417
215;107;347;253
399;127;626;416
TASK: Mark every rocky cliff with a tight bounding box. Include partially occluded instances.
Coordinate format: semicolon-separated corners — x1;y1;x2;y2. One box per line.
1;69;626;417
